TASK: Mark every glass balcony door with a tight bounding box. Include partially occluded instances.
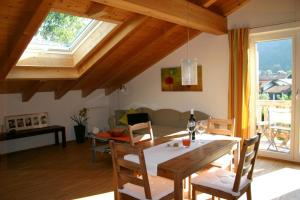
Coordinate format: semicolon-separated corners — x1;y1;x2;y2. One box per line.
250;28;298;161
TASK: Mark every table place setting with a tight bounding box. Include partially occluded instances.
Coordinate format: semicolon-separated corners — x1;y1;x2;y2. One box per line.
124;135;214;176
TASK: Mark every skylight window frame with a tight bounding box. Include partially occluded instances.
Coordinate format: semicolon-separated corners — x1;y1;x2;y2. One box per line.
17;13;118;69
25;13;98;54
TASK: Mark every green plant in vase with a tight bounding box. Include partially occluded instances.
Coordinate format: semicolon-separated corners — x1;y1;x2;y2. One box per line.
71;108;88;143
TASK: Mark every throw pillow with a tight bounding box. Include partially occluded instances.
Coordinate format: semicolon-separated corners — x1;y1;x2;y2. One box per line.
118;108;137;125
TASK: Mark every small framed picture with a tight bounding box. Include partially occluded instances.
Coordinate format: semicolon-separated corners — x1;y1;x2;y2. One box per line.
39;113;48;127
7;119;16;130
17;118;24;128
4;112;49;132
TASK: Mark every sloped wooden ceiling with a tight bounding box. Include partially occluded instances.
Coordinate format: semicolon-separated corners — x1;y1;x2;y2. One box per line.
0;0;249;101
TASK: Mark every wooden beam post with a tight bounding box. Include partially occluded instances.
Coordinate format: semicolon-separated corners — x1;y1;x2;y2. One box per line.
0;0;53;80
92;0;226;34
22;81;45;102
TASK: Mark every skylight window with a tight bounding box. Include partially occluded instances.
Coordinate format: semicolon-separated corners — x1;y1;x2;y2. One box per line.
17;11;117;69
27;12;95;52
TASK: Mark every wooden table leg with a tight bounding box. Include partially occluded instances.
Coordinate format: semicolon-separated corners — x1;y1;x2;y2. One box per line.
174;175;183;200
61;128;66;147
54;131;59;145
234;141;240;172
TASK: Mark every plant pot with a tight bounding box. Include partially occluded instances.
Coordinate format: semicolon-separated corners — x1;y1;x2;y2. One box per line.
74;125;86;143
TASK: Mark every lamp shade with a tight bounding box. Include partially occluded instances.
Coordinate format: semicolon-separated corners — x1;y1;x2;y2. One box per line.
181;58;198;85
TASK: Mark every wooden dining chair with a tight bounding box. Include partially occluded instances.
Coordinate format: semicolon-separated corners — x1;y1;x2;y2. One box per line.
109;141;174;200
128;121;154;146
206;118;236;170
206;118;235;137
191;133;261;200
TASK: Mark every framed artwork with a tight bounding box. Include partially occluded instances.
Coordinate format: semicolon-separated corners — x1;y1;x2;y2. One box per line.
4;112;49;132
161;65;203;91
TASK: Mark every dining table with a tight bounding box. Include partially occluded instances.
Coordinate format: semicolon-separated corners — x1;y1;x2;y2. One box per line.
125;131;241;200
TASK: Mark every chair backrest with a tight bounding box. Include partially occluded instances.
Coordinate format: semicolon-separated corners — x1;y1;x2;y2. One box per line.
232;133;261;193
109;141;152;199
128;121;154;146
206;118;235;136
268;108;291;126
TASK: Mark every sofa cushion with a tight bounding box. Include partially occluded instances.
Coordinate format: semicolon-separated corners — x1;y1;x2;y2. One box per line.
152;109;181;127
151;125;183;138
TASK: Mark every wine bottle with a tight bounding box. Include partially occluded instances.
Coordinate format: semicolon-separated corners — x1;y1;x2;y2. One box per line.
187;109;196;141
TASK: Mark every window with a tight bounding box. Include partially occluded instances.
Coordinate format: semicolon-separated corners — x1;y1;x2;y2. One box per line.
27;12;95;52
17;11;117;68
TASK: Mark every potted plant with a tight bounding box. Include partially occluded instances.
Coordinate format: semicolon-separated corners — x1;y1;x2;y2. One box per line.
71;108;88;143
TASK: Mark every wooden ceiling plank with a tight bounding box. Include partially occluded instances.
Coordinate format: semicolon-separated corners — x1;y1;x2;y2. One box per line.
91;0;226;34
54;15;147;99
86;2;106;16
221;0;250;16
22;81;45;102
200;0;218;8
0;0;53;80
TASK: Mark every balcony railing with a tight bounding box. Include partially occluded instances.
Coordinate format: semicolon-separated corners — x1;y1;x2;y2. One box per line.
256;100;291;153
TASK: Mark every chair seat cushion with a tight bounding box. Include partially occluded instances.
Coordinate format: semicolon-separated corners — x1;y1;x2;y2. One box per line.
191;167;251;196
119;175;174;200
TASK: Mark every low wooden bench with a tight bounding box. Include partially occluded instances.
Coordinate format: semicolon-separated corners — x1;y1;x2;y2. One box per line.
0;125;66;148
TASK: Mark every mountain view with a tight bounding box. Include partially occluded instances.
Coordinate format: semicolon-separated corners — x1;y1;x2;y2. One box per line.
256;38;292;100
257;38;292;73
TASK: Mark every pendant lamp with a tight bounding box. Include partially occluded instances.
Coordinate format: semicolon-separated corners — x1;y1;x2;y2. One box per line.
181;2;198;85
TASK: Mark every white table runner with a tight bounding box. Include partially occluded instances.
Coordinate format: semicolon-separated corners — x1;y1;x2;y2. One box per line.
124;133;225;176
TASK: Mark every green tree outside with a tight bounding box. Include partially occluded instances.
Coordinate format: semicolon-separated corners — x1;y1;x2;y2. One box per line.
38;12;88;47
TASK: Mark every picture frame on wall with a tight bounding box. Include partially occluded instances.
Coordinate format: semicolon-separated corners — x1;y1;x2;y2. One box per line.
4;112;49;132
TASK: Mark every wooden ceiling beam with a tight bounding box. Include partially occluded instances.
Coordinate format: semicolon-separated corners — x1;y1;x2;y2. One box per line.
0;0;53;80
7;67;78;80
92;0;226;34
54;15;147;99
221;0;250;16
52;0;134;24
22;81;45;102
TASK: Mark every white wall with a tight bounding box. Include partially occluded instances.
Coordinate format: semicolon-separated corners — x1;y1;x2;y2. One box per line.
0;89;110;154
109;0;300;118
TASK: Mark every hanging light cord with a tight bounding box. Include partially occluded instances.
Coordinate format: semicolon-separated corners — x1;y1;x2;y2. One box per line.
186;0;190;60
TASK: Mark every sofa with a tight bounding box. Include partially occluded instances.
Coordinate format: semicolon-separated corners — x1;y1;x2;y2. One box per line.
108;107;209;138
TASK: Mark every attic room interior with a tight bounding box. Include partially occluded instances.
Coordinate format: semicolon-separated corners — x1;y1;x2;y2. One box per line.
1;0;300;199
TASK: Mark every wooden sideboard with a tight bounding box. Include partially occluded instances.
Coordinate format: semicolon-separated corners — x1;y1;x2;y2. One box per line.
0;125;66;147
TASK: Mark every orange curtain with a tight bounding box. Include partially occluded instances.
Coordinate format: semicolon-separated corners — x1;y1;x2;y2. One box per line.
228;28;250;140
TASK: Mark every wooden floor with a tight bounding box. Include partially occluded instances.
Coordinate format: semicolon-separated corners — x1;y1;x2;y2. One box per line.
1;141;300;200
